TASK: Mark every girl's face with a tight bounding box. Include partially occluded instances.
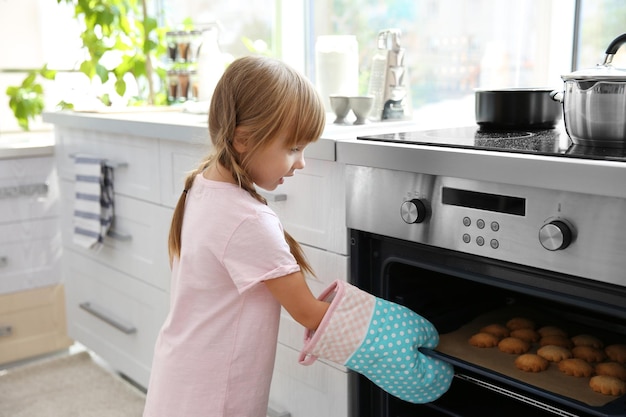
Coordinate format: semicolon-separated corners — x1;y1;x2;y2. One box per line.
245;135;307;191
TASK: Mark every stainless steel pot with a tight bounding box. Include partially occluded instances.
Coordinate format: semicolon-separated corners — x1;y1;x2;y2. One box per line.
475;88;562;129
552;33;626;148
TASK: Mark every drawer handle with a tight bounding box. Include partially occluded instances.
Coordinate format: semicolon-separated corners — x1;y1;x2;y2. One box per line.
0;256;7;267
0;325;12;337
69;153;128;169
79;302;137;335
259;191;287;202
267;405;291;417
0;182;48;199
106;229;132;241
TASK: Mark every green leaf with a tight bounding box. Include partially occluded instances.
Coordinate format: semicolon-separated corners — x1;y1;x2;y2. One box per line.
115;77;126;96
95;63;110;83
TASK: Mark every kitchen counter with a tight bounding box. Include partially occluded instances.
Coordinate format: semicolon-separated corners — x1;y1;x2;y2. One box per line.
43;109;626;199
0;131;54;159
42;109;419;162
337;129;626;199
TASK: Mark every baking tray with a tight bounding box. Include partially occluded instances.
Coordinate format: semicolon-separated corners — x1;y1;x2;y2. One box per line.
422;307;626;417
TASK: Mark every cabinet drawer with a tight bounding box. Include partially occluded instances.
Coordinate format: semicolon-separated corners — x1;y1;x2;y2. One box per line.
0;156;58;224
270;343;349;417
63;251;169;388
0;217;61;294
0;285;72;365
266;159;347;255
159;139;207;208
60;180;172;291
55;127;161;204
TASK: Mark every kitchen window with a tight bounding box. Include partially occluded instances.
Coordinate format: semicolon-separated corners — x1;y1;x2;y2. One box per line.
2;0;626;132
158;0;626;127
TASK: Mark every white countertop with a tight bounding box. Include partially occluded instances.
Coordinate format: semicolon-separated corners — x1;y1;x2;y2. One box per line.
42;109;421;161
0;131;55;159
42;109;626;199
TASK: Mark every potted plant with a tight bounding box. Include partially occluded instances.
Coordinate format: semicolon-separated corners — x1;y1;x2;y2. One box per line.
6;0;168;130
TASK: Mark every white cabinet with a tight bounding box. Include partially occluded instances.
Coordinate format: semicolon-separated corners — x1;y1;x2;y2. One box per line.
52;120;351;415
0;154;72;364
268;158;350;417
266;158;348;255
54;126;205;387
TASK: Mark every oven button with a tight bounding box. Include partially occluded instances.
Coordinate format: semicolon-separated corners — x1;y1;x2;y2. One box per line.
476;236;485;246
476;219;485;229
401;199;427;224
539;220;573;251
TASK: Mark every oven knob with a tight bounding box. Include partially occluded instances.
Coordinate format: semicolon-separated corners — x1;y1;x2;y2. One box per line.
401;199;427;224
539;220;572;251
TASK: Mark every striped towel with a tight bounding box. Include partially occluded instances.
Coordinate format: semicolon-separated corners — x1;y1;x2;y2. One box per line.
73;155;114;250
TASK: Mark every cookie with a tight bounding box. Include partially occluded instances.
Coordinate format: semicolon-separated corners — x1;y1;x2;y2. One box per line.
538;326;567;338
558;358;593;377
480;324;510;339
571;334;604;349
515;353;549;373
572;345;606;363
605;344;626;365
469;332;500;348
498;337;531;354
540;335;573;349
595;362;626;381
537;345;572;363
589;375;626;396
506;317;535;331
510;328;540;343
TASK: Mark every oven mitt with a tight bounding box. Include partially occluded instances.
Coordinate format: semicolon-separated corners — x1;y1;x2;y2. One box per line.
298;280;453;404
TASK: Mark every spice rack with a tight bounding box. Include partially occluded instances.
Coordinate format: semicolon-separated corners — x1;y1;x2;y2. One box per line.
165;30;202;103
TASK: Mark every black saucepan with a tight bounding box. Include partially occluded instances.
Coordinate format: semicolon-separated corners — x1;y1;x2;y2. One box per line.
475;88;562;130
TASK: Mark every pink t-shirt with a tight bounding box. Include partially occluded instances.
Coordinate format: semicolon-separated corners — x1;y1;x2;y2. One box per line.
143;174;301;417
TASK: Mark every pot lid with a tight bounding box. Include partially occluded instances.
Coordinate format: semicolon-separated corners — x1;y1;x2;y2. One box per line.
562;33;626;81
561;65;626;81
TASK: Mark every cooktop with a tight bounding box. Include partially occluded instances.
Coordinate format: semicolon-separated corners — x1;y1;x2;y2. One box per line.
356;126;626;162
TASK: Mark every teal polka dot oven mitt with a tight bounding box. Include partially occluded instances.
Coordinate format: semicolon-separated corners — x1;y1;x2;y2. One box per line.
299;280;453;404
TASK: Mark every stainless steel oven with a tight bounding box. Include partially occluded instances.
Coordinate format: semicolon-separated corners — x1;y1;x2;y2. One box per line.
337;126;626;417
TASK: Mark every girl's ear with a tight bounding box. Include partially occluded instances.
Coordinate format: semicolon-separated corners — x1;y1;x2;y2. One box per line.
233;127;248;153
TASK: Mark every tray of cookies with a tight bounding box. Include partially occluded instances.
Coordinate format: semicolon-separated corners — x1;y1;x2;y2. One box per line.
423;307;626;417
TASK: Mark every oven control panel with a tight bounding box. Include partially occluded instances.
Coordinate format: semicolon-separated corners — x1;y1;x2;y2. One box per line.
346;165;626;288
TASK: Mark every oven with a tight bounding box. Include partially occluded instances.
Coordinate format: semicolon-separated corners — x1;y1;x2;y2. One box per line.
338;126;626;417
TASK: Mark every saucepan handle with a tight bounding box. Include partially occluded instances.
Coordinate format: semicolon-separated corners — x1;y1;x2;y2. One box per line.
603;33;626;65
550;90;563;103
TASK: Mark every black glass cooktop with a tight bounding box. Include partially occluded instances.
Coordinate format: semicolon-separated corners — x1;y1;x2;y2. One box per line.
357;126;626;162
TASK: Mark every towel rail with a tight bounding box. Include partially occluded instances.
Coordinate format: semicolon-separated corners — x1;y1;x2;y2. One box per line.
69;153;128;169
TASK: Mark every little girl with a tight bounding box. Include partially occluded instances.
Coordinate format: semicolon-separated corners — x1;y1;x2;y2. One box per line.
143;55;329;417
143;56;451;417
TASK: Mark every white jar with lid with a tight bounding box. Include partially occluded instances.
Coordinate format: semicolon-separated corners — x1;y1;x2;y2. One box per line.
315;35;359;112
196;26;225;103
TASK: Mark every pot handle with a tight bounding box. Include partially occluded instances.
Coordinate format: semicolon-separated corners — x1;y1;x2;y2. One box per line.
603;33;626;65
550;90;563;103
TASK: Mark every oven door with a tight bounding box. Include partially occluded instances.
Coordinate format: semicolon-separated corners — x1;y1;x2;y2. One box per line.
348;229;626;417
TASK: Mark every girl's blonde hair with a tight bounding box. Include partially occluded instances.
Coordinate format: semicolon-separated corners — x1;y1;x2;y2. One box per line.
168;56;326;275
